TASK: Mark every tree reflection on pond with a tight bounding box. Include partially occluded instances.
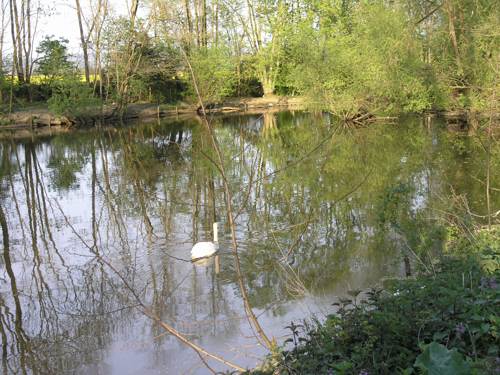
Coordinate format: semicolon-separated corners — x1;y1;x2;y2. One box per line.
0;111;497;374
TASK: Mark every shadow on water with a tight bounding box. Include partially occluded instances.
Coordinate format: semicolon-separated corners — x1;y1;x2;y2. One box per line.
0;111;498;374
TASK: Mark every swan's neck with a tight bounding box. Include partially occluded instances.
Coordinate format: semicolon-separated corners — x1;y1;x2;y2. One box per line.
213;222;218;243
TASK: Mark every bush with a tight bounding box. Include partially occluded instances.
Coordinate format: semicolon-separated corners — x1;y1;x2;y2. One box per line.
187;47;237;103
47;79;98;116
256;255;499;374
284;2;436;115
447;226;500;275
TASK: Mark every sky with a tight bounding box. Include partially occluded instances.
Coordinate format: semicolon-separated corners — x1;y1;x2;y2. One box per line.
2;0;158;70
40;1;83;54
2;0;132;62
41;0;129;54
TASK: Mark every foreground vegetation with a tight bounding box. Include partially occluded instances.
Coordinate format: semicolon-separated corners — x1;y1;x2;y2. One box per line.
253;226;499;374
0;0;499;120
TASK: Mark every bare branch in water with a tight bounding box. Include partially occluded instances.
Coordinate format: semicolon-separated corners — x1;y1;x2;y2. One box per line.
182;48;274;350
54;199;246;373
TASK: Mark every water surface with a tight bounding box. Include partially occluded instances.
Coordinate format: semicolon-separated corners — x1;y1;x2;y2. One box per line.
0;111;496;374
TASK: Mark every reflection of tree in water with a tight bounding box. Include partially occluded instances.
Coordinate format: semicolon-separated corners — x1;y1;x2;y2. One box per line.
0;113;498;373
0;123;244;372
0;144;119;374
216;114;499;307
46;138;89;190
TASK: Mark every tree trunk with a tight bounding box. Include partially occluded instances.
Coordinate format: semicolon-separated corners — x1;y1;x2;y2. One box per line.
8;0;37;86
193;0;200;47
0;0;7;102
213;0;218;46
9;0;24;83
184;0;193;47
130;0;139;20
260;70;275;97
24;0;32;83
201;0;207;47
444;0;462;74
75;0;91;84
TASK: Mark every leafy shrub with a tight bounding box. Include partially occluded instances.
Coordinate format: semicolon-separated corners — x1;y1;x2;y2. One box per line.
256;257;499;374
283;2;437;115
447;226;500;275
47;80;98;116
36;36;75;85
187;46;237;103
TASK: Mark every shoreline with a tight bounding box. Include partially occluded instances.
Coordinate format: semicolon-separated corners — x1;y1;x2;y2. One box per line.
0;96;496;139
0;96;305;134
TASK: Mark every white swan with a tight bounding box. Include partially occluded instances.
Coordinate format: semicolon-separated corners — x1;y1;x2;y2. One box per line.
191;222;219;260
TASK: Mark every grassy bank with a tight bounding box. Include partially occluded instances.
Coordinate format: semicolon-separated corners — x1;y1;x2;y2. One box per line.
254;228;499;375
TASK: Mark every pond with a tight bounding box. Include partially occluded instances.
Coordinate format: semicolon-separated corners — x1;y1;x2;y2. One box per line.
0;111;496;374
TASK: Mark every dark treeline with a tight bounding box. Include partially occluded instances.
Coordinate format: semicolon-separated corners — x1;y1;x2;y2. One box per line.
0;0;498;118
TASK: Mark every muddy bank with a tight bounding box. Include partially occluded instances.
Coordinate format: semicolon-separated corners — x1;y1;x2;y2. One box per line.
2;97;497;139
0;96;305;134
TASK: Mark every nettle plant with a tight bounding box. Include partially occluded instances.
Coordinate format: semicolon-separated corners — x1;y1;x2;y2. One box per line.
263;257;498;375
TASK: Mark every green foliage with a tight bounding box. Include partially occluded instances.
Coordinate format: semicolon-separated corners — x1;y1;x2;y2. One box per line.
36;36;75;85
447;226;500;274
234;56;264;97
414;342;470;375
187;47;237;103
377;182;446;270
225;0;497;113
258;256;499;374
4;0;500;114
126;39;183;103
47;80;98;116
282;1;436;115
102;17;185;109
467;12;500;111
47;142;87;189
419;0;499;111
34;35;98;115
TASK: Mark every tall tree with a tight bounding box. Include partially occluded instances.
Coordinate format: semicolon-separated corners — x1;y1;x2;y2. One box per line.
8;0;40;84
75;0;91;83
0;0;8;102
